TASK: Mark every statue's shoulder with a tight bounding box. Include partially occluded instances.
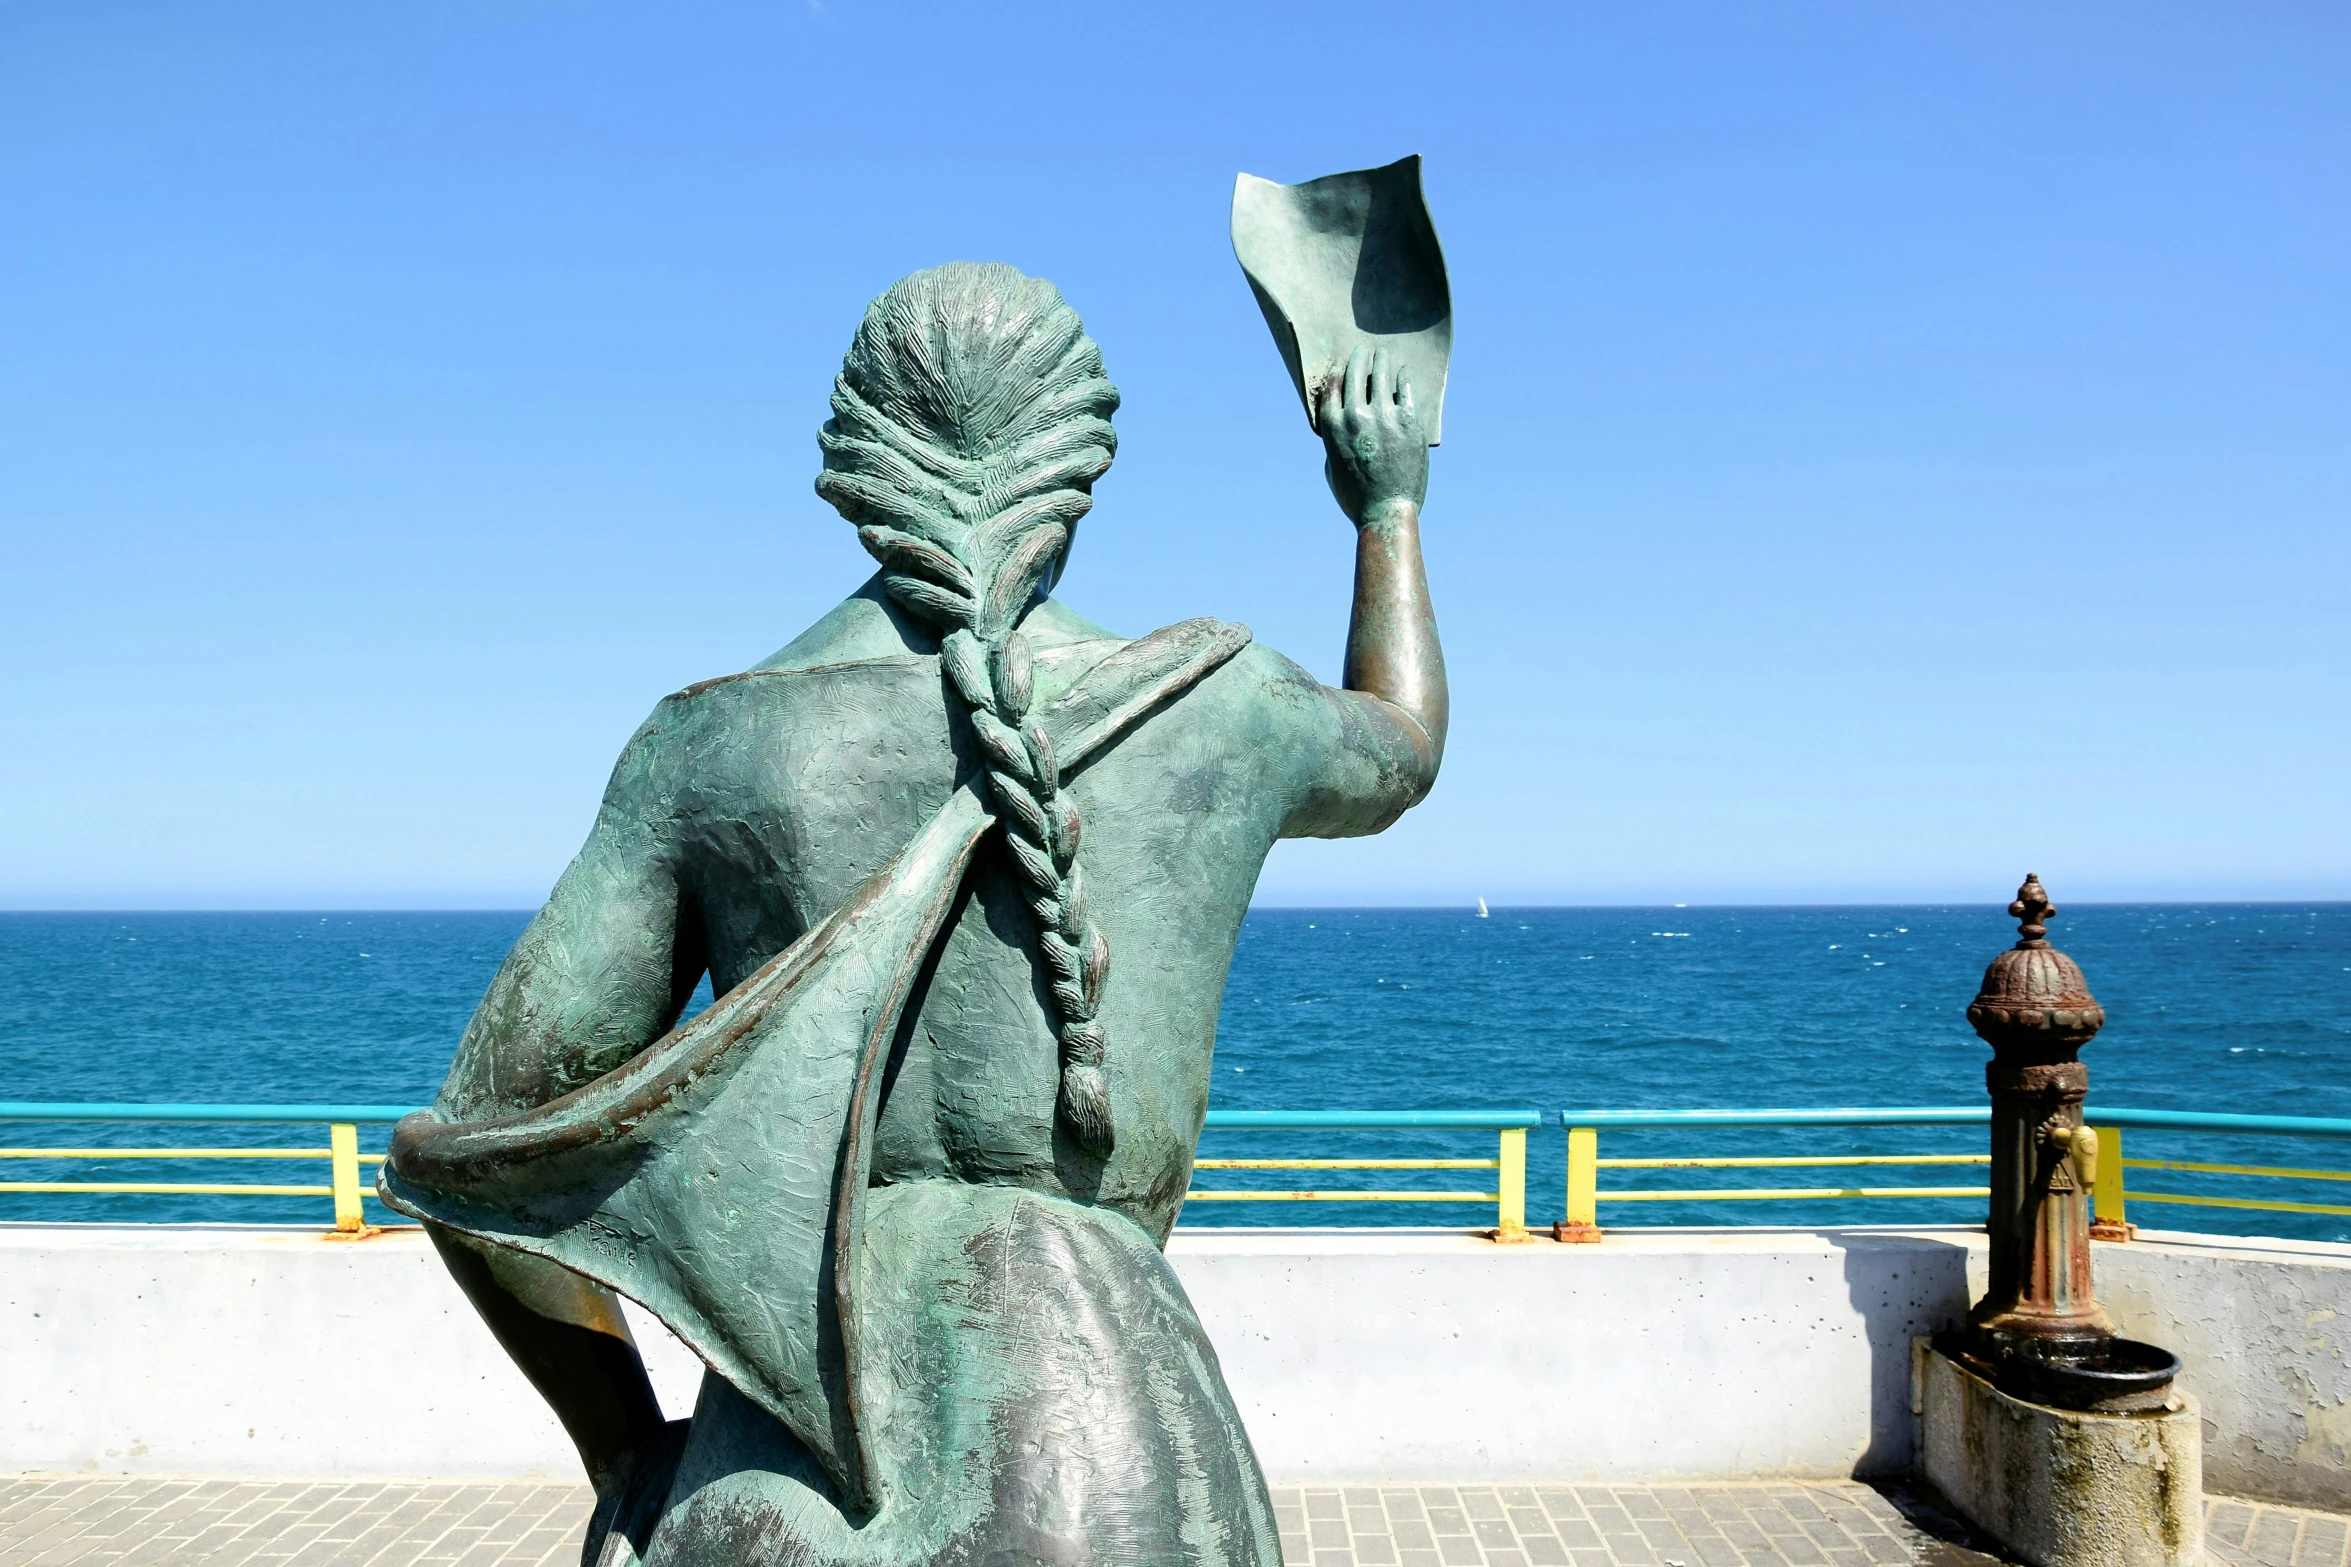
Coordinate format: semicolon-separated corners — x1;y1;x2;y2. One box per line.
746;576;931;674
643;582;932;722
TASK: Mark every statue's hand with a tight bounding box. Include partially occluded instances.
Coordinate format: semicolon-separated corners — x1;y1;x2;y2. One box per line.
1318;343;1428;525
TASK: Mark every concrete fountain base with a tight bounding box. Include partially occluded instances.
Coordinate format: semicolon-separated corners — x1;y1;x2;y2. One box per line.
1917;1343;2203;1567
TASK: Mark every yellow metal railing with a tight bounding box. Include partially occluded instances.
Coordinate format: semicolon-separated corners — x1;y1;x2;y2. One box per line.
1185;1114;1534;1241
0;1137;383;1230
1556;1109;1997;1240
2089;1126;2351;1231
1555;1108;2351;1242
1;1104;1541;1242
0;1103;413;1233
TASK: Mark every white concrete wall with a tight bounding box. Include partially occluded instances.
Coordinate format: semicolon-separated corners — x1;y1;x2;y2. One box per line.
0;1223;703;1483
3;1222;2343;1506
2093;1230;2351;1511
1177;1226;1968;1483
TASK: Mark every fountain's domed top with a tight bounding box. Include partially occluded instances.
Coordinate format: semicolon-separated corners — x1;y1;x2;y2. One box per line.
1966;874;2106;1055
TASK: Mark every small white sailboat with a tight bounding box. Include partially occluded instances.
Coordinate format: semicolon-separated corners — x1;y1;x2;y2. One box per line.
1475;897;1489;918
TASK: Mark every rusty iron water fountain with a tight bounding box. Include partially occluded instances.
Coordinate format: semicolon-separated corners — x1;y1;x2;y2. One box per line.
1940;874;2181;1412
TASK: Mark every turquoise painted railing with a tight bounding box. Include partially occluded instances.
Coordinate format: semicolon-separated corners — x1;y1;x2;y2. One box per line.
1553;1105;2351;1240
0;1104;1544;1238
0;1102;416;1232
1187;1110;1539;1240
5;1102;2346;1239
0;1103;419;1123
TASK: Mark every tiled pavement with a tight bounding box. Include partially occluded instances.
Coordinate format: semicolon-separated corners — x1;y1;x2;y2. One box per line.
2208;1498;2351;1567
0;1482;592;1567
0;1476;2344;1567
1270;1483;2349;1567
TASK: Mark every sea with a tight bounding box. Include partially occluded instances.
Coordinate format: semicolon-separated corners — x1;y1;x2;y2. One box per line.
3;905;2346;1242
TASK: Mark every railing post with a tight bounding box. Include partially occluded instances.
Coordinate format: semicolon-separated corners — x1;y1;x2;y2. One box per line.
1493;1127;1529;1242
2088;1124;2131;1241
329;1123;364;1232
1554;1125;1602;1243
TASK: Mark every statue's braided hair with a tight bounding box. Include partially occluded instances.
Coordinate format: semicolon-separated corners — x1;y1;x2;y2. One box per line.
814;262;1123;1158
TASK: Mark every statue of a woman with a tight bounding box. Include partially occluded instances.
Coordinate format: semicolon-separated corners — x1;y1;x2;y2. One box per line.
382;261;1445;1567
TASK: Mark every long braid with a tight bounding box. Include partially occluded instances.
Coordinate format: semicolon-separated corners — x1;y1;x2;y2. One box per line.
814;263;1122;1158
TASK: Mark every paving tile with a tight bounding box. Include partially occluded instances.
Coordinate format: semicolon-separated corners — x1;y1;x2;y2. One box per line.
1774;1537;1829;1567
114;1540;214;1567
331;1523;413;1560
2253;1513;2307;1566
191;1539;271;1567
281;1541;362;1567
5;1517;96;1558
2296;1519;2349;1567
1635;1519;1694;1552
1854;1532;1910;1565
1718;1520;1770;1551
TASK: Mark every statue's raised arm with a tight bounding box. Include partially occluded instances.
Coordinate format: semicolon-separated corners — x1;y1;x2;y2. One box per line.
1236;154;1452;838
1325;339;1447;793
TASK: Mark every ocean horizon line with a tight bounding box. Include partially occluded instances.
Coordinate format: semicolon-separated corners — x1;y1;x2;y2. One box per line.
3;899;2345;917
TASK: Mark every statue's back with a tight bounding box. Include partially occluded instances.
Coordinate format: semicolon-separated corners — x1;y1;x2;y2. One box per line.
632;581;1385;1243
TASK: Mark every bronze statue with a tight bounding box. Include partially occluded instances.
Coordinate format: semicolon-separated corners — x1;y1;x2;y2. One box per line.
382;162;1449;1567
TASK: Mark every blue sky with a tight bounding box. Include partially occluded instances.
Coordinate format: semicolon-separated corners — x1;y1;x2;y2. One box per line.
1;3;2344;909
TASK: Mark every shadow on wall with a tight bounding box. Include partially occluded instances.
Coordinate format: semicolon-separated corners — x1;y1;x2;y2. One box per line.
1830;1232;1975;1475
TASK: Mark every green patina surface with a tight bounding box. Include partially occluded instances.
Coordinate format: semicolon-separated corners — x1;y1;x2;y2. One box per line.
381;165;1451;1567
